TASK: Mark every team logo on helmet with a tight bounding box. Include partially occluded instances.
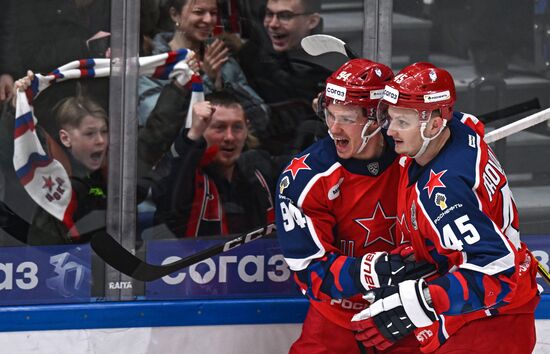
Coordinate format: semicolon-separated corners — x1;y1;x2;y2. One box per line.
429;70;437;82
367;162;379;175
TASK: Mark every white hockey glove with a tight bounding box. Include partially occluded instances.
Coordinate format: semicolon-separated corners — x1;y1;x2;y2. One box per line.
351;279;437;350
358;250;436;292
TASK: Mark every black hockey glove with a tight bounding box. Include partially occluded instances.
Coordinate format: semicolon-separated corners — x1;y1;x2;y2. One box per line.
351;279;438;351
357;250;436;292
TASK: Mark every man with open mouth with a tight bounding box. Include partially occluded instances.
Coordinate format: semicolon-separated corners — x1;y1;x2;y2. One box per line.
153;90;277;238
275;59;430;353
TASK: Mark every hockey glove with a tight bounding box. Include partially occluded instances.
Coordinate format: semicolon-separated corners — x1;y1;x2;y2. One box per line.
351;279;437;351
358;251;436;292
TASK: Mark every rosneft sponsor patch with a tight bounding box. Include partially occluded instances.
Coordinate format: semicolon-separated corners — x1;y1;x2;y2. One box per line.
424;90;450;103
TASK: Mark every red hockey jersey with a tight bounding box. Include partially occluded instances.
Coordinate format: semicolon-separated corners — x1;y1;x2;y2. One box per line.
396;113;540;352
276;136;404;328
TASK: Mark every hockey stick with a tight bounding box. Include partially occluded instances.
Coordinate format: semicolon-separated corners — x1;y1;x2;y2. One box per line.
538;262;550;286
484;106;550;143
89;223;276;281
301;34;359;58
479;98;540;124
87;108;549;282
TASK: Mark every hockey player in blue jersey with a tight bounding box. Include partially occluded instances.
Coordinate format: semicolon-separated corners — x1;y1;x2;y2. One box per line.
275;59;435;353
351;62;540;353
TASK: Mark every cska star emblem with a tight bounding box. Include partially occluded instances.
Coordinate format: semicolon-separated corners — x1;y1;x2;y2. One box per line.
42;176;55;192
42;175;67;202
284;153;311;180
355;201;396;247
423;169;447;198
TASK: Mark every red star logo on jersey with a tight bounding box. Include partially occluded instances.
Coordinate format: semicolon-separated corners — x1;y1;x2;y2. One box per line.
396;213;411;245
355;202;396;247
284;153;311;180
42;176;55;192
423;169;447;198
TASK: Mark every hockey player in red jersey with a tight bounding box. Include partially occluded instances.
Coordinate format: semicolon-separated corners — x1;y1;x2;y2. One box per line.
351;62;541;353
275;59;435;353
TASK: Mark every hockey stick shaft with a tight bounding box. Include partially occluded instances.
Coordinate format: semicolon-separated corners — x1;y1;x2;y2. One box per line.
479;98;540;124
538;261;550;286
484;106;550;143
89;223;276;281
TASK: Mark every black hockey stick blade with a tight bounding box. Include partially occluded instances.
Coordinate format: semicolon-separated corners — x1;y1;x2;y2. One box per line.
90;223;277;281
479;98;541;124
301;34;359;59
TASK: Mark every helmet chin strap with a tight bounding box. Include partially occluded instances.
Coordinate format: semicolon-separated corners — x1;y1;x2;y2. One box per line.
356;120;381;154
327;121;380;155
410;120;447;159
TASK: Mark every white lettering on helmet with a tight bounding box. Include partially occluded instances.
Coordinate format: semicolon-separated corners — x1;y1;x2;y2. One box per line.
424;90;450;103
370;89;384;100
326;83;347;101
382;85;399;104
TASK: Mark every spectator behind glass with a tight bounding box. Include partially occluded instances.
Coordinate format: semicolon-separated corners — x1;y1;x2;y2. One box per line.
12;72;109;245
238;0;331;105
0;0;14;103
12;55;198;244
153;90;276;238
138;0;268;136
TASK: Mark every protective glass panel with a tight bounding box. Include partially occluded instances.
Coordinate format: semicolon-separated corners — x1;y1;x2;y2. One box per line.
392;0;550;291
133;0;364;301
0;0;111;305
393;0;550;234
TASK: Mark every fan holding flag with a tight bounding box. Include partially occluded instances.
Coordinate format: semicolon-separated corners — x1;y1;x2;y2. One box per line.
11;49;200;245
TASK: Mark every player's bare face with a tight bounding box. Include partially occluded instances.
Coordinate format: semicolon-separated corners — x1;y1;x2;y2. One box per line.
264;0;316;52
204;105;248;169
61;115;108;172
326;104;368;159
386;106;423;156
174;0;218;44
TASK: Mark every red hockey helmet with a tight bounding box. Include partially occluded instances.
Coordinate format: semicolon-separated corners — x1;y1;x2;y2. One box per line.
379;62;456;121
324;59;394;114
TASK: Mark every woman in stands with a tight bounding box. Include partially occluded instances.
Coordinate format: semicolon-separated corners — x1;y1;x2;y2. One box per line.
139;0;268;135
